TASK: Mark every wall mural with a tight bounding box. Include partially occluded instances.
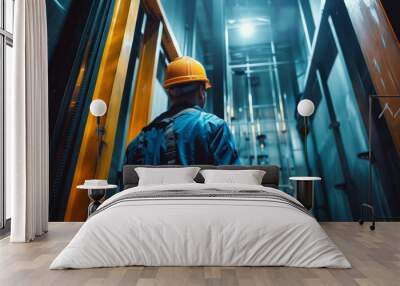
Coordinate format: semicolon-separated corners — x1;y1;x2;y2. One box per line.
46;0;400;222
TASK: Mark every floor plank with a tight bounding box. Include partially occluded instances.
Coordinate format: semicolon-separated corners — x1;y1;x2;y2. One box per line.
0;222;399;286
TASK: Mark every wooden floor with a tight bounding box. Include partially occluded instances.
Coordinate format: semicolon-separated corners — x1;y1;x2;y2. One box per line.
0;222;399;286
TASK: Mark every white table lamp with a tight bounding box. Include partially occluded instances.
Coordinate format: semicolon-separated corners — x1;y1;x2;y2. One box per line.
90;99;107;117
90;99;107;168
297;99;315;117
297;99;315;165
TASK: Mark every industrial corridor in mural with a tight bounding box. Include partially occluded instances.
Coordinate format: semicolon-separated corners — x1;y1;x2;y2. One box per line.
46;0;400;222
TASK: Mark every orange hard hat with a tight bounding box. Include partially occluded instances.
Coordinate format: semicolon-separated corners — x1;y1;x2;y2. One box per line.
164;56;212;89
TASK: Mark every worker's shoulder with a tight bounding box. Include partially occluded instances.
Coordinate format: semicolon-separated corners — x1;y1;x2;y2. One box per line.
175;107;222;122
199;111;224;123
195;110;228;132
175;108;225;128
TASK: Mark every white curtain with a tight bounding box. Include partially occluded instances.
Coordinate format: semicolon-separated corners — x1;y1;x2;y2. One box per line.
7;0;49;242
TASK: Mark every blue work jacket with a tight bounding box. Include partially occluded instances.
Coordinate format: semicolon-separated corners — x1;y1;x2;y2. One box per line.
124;104;240;165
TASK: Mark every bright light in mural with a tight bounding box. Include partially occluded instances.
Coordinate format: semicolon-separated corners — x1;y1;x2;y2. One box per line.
240;22;255;38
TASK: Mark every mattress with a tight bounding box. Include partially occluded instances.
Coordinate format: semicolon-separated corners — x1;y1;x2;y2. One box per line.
50;183;351;269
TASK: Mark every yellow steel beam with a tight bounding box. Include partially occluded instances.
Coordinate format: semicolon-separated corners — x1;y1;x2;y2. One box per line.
95;1;141;180
65;0;139;221
143;0;181;60
64;0;179;221
126;18;163;144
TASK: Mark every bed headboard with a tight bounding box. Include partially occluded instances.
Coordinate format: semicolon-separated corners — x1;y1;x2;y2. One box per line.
122;165;280;189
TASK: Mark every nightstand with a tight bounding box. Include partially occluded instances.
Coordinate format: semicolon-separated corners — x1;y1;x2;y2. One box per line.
289;177;321;211
77;183;117;216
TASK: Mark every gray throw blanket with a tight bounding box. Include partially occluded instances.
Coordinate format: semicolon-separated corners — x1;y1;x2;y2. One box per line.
90;189;310;218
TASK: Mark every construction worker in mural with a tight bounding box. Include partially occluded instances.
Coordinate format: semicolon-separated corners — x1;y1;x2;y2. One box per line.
124;56;240;165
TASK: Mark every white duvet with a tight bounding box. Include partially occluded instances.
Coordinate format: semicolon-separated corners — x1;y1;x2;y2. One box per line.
50;183;350;269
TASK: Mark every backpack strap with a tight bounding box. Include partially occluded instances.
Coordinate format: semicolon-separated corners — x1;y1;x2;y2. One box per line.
163;120;177;164
161;107;198;165
133;132;145;164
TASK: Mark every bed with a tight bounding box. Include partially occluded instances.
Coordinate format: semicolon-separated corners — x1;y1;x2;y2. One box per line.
50;165;350;269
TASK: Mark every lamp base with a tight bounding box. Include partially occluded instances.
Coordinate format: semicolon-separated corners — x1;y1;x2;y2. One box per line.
293;181;314;210
359;203;375;231
87;189;106;216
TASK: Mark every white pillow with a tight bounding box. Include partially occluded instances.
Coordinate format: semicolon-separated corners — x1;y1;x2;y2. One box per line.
200;169;266;185
135;167;200;186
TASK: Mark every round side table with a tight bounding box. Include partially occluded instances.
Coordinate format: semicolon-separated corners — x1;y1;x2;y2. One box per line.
289;177;321;211
77;184;117;216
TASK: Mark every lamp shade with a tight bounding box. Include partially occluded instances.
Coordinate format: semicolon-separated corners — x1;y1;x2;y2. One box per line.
90;99;107;117
297;99;315;117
